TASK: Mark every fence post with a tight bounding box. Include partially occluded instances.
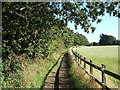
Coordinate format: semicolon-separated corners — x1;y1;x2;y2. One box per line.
102;64;106;85
90;60;93;75
80;56;82;64
75;54;77;61
77;56;79;64
78;54;79;62
84;57;86;69
77;56;78;63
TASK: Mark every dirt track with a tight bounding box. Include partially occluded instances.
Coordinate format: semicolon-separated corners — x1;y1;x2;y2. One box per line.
44;52;73;89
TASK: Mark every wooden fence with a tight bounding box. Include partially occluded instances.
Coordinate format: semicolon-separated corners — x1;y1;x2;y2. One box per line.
71;48;120;89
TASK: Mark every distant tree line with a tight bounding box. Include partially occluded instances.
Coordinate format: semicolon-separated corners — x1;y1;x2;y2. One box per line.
89;33;120;46
46;26;89;48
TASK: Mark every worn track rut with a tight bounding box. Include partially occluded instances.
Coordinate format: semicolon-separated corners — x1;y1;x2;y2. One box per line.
44;52;73;89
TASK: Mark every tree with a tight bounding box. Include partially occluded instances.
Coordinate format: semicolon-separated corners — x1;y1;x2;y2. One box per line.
99;33;117;45
93;42;98;46
2;2;63;59
73;33;89;46
2;2;119;59
62;27;75;48
2;2;120;87
50;2;119;32
117;40;120;45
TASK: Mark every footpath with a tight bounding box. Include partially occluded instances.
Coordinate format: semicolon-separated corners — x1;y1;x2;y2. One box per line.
44;52;73;89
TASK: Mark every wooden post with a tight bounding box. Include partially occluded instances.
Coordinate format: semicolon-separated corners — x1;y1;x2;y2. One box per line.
80;56;82;64
90;60;93;75
84;57;86;69
102;64;106;84
78;54;79;63
77;56;78;62
78;58;80;64
75;54;77;61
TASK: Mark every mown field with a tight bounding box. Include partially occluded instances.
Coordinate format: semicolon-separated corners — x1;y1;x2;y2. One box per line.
75;46;119;74
75;46;119;88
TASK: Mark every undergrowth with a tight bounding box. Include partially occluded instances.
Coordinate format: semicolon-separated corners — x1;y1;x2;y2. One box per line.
2;39;66;88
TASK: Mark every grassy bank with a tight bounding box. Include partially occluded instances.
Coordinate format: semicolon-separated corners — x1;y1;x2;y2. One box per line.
22;39;66;88
2;39;67;88
2;52;64;88
21;58;57;88
68;49;100;88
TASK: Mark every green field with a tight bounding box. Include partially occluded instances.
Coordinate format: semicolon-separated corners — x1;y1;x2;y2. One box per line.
75;46;119;87
75;46;119;74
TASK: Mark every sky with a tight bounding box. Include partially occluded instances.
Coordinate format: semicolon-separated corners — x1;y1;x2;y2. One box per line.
67;13;119;43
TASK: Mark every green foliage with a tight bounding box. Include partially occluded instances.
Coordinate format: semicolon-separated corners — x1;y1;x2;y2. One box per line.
89;42;98;46
0;58;3;88
2;2;119;59
2;2;120;88
54;2;119;32
117;40;120;45
73;32;89;46
62;27;75;48
99;33;117;45
49;26;89;48
2;2;61;59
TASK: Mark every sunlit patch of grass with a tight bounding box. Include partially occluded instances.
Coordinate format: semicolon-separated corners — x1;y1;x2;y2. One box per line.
21;51;65;88
75;46;119;74
21;58;56;88
75;46;119;88
2;39;66;88
68;57;85;88
21;39;67;88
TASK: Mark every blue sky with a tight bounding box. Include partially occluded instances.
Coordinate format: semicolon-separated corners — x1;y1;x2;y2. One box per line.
67;14;119;43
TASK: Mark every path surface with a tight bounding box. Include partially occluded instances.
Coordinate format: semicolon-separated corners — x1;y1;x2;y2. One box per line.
44;53;73;89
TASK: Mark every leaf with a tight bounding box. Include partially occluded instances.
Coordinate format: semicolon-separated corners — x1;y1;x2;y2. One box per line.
97;19;102;24
91;27;96;33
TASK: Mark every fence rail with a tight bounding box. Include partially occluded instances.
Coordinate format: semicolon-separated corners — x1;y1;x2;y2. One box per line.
71;48;120;89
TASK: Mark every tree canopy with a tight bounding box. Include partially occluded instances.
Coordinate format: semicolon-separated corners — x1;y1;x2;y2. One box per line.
2;2;120;59
73;33;89;46
99;33;117;45
2;2;120;88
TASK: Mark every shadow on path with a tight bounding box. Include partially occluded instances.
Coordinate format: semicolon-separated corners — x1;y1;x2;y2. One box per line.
44;52;73;89
54;52;72;89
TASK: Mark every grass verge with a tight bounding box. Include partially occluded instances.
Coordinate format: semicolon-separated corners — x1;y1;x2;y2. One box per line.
2;39;67;88
40;52;66;89
68;48;101;88
68;49;87;88
24;59;56;88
